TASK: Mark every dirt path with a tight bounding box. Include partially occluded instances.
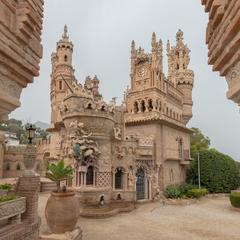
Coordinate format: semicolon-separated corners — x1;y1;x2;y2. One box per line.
39;194;240;240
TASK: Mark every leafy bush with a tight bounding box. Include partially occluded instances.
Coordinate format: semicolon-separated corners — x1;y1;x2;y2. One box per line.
187;149;240;193
179;183;198;195
46;160;73;192
165;185;182;199
0;195;16;203
0;183;13;191
230;191;240;208
187;188;208;198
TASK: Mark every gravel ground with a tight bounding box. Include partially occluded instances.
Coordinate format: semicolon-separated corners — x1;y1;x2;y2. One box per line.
39;193;240;240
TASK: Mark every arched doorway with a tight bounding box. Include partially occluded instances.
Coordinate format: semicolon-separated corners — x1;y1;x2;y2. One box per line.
136;168;145;200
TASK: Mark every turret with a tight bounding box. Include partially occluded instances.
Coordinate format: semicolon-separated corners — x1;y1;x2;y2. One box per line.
170;30;194;124
50;25;75;126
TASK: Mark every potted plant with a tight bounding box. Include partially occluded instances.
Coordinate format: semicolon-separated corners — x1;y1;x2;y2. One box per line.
45;160;80;234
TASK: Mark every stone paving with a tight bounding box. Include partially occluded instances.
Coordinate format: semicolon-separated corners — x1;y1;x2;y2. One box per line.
39;193;240;240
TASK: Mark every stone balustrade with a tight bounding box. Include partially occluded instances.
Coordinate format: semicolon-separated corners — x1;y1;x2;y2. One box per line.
0;197;26;226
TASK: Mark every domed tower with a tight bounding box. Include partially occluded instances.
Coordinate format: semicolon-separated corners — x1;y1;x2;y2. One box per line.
50;25;75;127
168;30;194;124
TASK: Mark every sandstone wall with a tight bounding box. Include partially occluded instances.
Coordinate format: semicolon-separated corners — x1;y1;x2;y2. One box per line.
202;0;240;105
0;0;44;120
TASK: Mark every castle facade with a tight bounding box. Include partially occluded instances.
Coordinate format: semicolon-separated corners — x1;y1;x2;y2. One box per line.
37;26;194;204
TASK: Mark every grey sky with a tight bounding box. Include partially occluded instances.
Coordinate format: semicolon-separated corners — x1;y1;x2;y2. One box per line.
11;0;240;160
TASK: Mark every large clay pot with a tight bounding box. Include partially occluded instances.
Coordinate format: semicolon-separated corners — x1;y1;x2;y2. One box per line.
45;191;80;234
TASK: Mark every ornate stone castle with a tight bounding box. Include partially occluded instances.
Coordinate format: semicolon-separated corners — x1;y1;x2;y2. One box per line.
37;26;194;203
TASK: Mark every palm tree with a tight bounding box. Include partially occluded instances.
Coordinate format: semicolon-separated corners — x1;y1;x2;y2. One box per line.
46;160;73;192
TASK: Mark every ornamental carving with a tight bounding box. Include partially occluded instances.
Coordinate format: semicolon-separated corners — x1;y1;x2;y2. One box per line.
70;121;101;168
0;197;26;220
226;61;240;89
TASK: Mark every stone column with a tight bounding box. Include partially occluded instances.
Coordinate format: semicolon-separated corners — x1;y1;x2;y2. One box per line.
112;171;115;190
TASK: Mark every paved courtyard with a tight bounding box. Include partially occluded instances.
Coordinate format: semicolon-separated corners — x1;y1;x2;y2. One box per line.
39;194;240;240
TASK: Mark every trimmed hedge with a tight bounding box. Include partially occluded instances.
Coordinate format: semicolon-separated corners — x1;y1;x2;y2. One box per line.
187;149;240;193
187;188;208;199
230;191;240;208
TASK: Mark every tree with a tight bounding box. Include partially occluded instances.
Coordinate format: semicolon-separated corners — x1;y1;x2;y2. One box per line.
187;149;240;193
190;127;210;159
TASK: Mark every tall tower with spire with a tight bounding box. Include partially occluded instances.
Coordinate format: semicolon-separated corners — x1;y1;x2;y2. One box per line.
50;25;75;127
167;30;194;124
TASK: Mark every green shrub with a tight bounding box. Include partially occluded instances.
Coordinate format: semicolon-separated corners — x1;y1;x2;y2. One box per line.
165;185;182;198
187;149;240;193
0;183;13;191
179;183;198;195
187;188;208;198
0;195;16;203
230;191;240;208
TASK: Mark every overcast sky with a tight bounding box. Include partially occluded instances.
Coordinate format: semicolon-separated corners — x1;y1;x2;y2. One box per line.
11;0;240;160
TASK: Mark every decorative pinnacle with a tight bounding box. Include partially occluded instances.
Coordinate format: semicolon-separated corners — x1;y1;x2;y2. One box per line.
131;40;135;49
176;29;184;42
62;25;69;40
167;40;170;53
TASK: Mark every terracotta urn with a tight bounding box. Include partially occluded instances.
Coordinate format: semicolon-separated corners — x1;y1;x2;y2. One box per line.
45;191;80;234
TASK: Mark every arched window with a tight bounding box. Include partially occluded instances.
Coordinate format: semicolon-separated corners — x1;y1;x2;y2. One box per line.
86;166;94;185
170;109;172;118
115;168;123;189
134;101;139;113
6;163;10;171
64;55;68;62
166;107;169;116
159;101;162;112
148;99;153;111
140;100;146;112
16;163;21;171
101;105;106;111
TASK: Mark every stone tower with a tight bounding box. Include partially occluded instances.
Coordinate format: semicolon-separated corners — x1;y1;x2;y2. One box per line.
167;30;194;124
50;25;75;126
127;32;165;115
130;32;164;93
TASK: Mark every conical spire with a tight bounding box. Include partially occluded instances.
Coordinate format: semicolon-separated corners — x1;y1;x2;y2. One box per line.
62;24;69;40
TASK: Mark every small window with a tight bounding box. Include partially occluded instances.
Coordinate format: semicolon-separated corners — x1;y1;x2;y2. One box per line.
140;100;146;112
148;99;153;111
87;103;92;109
64;55;68;62
134;101;139;113
59;80;62;90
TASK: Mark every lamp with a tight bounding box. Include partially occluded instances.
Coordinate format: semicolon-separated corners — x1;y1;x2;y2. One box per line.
26;124;36;144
